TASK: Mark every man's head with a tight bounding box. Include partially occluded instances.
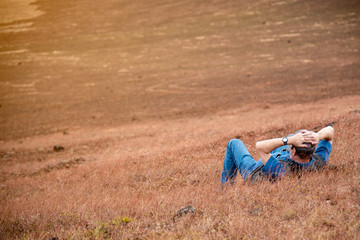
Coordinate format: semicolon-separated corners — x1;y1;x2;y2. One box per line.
291;143;315;159
288;130;316;160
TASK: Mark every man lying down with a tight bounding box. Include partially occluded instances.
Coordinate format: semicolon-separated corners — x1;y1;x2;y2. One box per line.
220;126;334;185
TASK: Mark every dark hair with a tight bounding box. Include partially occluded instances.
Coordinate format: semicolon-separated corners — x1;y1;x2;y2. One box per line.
288;130;315;159
292;143;315;159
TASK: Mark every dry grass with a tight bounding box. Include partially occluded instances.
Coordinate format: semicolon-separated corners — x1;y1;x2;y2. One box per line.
1;111;360;239
1;0;359;238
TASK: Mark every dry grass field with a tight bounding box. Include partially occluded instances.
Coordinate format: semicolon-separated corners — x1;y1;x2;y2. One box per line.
1;0;360;239
1;98;360;239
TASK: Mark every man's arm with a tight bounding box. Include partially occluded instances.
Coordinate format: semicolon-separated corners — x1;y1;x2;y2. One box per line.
311;126;334;145
256;130;312;164
312;126;334;164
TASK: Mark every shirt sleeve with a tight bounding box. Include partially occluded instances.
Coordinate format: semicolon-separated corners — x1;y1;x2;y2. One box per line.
314;140;332;163
262;155;286;179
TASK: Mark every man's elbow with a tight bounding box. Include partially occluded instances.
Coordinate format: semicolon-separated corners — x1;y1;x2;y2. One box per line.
328;126;335;143
326;126;335;140
256;141;271;163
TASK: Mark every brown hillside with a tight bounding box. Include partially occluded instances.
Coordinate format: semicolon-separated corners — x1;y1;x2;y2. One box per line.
0;0;359;239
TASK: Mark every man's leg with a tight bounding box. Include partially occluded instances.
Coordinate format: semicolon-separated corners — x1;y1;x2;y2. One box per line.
220;139;260;185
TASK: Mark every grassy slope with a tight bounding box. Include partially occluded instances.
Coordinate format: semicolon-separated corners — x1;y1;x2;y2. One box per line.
1;0;360;239
1;107;360;239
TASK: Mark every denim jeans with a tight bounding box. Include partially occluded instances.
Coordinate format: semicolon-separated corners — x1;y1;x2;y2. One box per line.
220;139;263;185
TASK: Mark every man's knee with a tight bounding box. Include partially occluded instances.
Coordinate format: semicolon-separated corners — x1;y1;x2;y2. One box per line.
227;139;243;149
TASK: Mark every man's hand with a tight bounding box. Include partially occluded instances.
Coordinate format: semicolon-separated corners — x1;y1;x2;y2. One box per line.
289;130;320;146
289;126;334;146
288;130;314;147
305;131;320;145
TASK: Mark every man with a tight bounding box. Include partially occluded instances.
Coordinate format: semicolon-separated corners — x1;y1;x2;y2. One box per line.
220;126;334;185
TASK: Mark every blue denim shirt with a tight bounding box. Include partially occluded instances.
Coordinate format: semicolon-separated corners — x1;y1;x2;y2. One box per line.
262;140;332;179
